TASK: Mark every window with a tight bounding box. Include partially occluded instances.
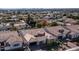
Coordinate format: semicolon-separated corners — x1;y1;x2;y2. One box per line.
76;33;79;38
13;43;20;47
58;35;63;39
72;35;74;39
1;42;4;46
68;35;72;39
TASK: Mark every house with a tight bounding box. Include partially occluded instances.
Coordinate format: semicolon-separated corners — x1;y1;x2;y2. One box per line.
45;26;70;40
64;25;79;39
14;22;26;29
65;18;77;25
0;31;23;51
20;28;45;46
19;28;55;46
0;23;11;31
57;22;64;26
19;25;79;47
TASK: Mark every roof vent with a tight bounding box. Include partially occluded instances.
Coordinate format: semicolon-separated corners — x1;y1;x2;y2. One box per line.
59;29;64;33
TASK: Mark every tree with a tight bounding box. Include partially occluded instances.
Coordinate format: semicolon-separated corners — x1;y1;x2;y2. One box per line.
63;14;66;16
67;14;79;19
36;23;42;28
46;39;61;51
36;20;48;28
41;20;48;27
10;22;17;31
27;14;36;28
51;22;58;26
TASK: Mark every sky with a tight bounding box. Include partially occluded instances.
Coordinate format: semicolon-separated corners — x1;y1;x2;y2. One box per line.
0;0;78;8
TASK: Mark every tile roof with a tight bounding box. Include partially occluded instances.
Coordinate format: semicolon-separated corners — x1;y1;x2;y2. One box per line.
46;26;69;36
20;28;45;36
24;33;36;42
0;31;23;44
64;25;79;35
20;28;47;43
0;25;78;44
20;25;79;43
66;25;79;33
